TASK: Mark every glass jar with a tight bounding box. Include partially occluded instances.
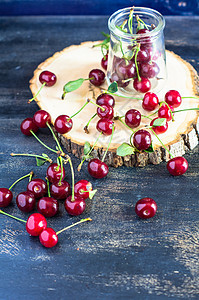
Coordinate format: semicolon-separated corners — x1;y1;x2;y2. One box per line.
107;7;166;96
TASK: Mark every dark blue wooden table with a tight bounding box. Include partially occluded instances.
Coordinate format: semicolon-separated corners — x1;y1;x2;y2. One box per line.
0;15;199;299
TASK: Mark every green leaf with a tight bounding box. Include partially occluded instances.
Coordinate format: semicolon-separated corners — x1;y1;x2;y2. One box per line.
152;118;166;127
101;32;110;38
84;141;91;155
63;78;84;94
144;142;154;153
36;157;46;166
117;143;135;156
108;82;118;94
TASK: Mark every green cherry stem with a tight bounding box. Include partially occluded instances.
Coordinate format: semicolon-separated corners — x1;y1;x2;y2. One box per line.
0;210;26;223
58;156;64;185
9;171;33;190
182;96;199;100
46;177;51;197
28;82;46;103
69;100;90;119
102;124;115;162
10;153;52;163
65;155;75;202
89;99;105;111
84;113;97;134
134;44;141;81
174;108;199;113
30;130;57;154
150;128;174;158
56;217;92;235
161;101;175;121
118;117;136;133
46;122;63;153
141;114;153;121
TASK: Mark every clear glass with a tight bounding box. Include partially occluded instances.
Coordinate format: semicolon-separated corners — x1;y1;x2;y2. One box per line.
107;7;166;96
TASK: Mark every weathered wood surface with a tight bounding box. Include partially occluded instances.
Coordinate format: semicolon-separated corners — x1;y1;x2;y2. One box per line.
0;16;199;299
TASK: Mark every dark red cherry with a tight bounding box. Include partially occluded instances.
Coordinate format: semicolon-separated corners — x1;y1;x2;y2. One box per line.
133;129;152;150
97;104;114;120
64;195;86;216
96;93;115;108
33;110;51;128
150;117;168;134
37;197;59;217
142;92;159;111
125;109;141;128
74;180;92;200
158;104;174;122
0;188;13;207
20;118;39;136
133;77;151;93
167;156;188;176
16;191;36;212
165;90;182;108
135;48;151;63
116;59;136;79
26;213;47;236
54;115;73;134
27;178;47;199
39;228;58;248
89;69;105;86
101;54;108;70
135;197;157;219
96;118;114;135
139;61;160;78
88;158;109;179
39;70;57;87
137;28;150;35
46;163;65;184
50;180;71;200
110;72;129;88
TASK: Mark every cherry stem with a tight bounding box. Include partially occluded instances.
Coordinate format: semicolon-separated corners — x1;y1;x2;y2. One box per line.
59;156;64;185
150;128;174;158
104;89;142;100
56;217;92;235
182;96;199;100
118;117;136;134
84;113;97;133
69;101;89;119
28;82;46;103
9;171;33;190
30;130;57;154
46;177;51;197
10;153;52;163
65;155;75;202
89;99;105;111
128;7;134;34
0;210;26;223
134;44;141;81
161;101;175;121
102;124;115;162
46;122;63;153
174;108;199;113
141;114;153;121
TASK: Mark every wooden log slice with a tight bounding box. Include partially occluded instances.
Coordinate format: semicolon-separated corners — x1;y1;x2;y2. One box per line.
30;41;199;167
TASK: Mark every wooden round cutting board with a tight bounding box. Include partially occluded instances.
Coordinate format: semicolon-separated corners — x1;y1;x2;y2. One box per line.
29;41;199;167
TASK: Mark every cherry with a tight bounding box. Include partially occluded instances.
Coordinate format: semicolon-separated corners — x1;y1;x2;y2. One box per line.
89;69;105;86
64;195;86;216
110;72;129;88
50;180;71;200
133;77;151;93
74;180;93;200
39;70;57;87
39;228;58;248
116;59;136;80
46;163;65;183
27;178;47;199
165;90;182;108
88;158;109;179
26;213;47;236
135;47;151;63
158;104;174;121
96;118;114;135
16;191;36;212
167;156;188;176
97;104;114;120
96;93;115;108
133;129;152;150
54;115;73;134
135;197;157;219
125;109;141;128
150;117;168;134
101;54;108;70
37;197;59;217
142;92;159;111
139;61;160;78
20;118;39;136
0;188;13;207
137;28;150;35
33;110;51;128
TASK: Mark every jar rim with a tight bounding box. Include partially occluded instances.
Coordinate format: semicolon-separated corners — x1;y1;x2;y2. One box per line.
108;7;165;40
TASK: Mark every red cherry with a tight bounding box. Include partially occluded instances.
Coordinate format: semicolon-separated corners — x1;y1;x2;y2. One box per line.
101;54;108;70
74;180;92;200
142;92;159;111
158;104;174;121
0;188;13;207
37;197;59;217
133;77;151;93
33;110;51;128
125;109;141;128
135;197;157;219
139;61;160;78
135;47;151;63
46;163;65;183
136;29;151;45
50;180;71;200
54;115;73;134
165;90;182;108
89;69;105;86
20;118;39;136
27;178;47;199
16;191;36;212
39;228;58;248
96;93;115;107
110;72;129;88
88;158;109;179
116;59;136;79
96;118;114;135
167;156;188;176
133;129;151;150
26;213;47;236
150;117;168;134
64;195;86;216
39;70;57;87
97;104;114;120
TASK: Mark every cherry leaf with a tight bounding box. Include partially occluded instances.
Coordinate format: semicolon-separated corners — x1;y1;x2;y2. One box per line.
108;81;118;93
36;157;46;166
63;78;84;94
117;143;135;156
144;142;154;153
84;141;91;155
152;118;166;127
